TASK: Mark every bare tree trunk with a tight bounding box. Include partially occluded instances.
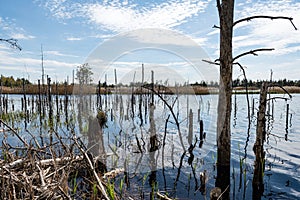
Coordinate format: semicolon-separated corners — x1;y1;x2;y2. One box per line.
215;0;234;199
252;82;268;200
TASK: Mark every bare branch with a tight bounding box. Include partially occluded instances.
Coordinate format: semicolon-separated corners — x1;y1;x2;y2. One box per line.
142;84;185;151
0;38;22;51
233;62;251;124
232;48;274;62
213;25;220;29
233;15;297;30
72;135;110;200
0;119;28;147
202;59;220;65
267;84;292;99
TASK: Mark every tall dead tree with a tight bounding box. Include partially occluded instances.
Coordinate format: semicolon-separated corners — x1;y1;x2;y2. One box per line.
212;1;297;199
215;1;234;198
253;83;291;200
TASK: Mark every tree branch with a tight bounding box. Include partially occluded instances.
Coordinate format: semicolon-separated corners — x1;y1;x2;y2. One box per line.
216;0;221;14
233;15;297;30
142;84;185;151
232;48;274;62
267;84;292;99
0;38;22;51
202;59;220;66
233;62;251;124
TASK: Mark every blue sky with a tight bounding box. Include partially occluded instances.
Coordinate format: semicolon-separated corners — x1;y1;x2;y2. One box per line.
0;0;299;84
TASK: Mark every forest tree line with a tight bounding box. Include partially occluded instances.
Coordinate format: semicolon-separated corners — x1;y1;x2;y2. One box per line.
192;78;300;88
0;75;31;87
1;74;300;88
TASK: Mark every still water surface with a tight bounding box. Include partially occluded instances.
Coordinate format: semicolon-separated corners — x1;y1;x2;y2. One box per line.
0;93;299;199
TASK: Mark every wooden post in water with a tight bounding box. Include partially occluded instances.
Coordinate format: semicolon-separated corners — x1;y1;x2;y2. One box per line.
253;82;268;200
199;119;204;148
149;101;157;152
200;120;204;141
105;74;108;109
286;103;289;129
188;109;193;146
22;79;27;129
251;98;255;117
151;70;154;104
55;82;59;123
97;81;102;109
38;80;42;117
64;81;69;129
285;103;289;141
47;77;53;128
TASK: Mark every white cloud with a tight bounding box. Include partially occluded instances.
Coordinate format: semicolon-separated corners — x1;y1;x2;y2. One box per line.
0;17;36;41
10;33;35;40
0;46;80;82
66;37;82;41
37;0;211;33
45;50;79;57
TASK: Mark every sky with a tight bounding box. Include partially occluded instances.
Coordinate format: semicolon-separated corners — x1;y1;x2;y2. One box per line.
0;0;299;85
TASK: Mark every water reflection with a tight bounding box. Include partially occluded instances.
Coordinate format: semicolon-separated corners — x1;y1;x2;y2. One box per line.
1;93;300;199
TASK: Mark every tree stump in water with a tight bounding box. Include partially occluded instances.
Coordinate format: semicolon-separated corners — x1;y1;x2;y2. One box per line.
87;110;107;173
253;82;268;200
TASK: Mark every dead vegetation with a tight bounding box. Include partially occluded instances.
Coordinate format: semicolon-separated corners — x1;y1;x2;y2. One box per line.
0;120;123;200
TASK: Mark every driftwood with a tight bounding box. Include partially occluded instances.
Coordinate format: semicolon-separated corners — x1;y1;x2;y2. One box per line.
0;112;124;200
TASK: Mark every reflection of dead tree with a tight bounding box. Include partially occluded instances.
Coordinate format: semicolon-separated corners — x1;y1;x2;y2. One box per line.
162;114;170;191
0;38;22;51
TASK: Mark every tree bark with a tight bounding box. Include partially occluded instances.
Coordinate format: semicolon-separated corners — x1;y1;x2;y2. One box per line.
252;82;268;200
216;0;234;199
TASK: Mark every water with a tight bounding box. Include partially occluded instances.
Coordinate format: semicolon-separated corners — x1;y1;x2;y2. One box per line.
0;92;299;199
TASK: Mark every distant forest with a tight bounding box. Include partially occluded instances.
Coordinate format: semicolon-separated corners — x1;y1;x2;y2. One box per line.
0;75;31;87
191;78;300;88
1;75;300;88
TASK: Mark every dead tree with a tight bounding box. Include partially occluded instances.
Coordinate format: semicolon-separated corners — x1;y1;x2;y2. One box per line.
215;1;235;198
253;83;291;200
252;83;268;199
207;1;297;199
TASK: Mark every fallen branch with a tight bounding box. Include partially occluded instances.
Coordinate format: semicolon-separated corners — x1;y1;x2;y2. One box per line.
72;135;110;200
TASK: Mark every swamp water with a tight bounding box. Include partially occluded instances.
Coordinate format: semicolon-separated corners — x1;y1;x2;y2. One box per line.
0;92;299;199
